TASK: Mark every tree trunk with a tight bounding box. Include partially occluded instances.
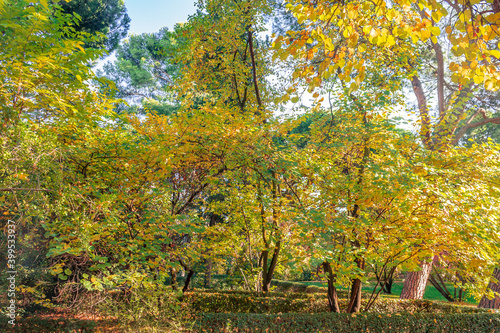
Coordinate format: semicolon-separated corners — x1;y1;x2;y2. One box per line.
428;266;455;302
170;268;177;291
346;258;364;313
261;242;281;292
204;258;212;288
478;267;500;309
383;276;394;294
182;268;194;292
377;267;395;294
179;259;194;293
346;278;362;313
322;262;340;313
400;257;436;299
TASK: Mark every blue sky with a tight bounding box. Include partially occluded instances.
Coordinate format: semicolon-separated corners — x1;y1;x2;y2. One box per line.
125;0;197;34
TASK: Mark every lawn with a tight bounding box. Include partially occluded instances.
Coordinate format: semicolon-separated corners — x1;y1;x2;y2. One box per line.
299;281;478;304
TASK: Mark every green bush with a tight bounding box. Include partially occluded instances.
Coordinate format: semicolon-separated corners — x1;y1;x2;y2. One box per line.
181;292;487;314
183;292;327;314
194;312;500;333
0;316;97;332
191;289;343;299
271;280;331;294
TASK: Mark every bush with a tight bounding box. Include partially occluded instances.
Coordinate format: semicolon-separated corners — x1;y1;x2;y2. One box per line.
181;291;487;314
194;312;500;333
0;316;97;332
182;292;328;314
271;280;331;294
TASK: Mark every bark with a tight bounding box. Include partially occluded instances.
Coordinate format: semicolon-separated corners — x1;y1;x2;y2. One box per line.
400;257;437;299
346;278;362;313
375;267;395;294
346;258;365;313
203;214;217;289
428;269;454;302
179;259;194;292
478;267;500;309
432;42;445;120
247;30;262;108
170;268;177;291
451;111;500;145
258;177;281;293
182;268;194;292
260;241;281;292
204;258;212;288
322;262;340;313
383;273;394;294
411;75;432;149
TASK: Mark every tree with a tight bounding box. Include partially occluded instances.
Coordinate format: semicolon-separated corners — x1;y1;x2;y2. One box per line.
479;268;500;308
0;0;120;302
100;26;184;115
58;0;130;53
272;0;500;300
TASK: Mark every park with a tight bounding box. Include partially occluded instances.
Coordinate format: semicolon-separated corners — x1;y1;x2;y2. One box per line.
1;0;500;331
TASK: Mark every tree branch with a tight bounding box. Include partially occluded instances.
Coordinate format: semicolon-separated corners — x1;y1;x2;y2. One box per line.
411;75;432;149
451;108;500;145
247;30;262;108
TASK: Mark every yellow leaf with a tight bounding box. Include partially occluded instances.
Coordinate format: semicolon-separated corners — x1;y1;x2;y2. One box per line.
430;26;441;36
490;50;500;59
386;35;396;47
449;62;459;71
485;80;495;90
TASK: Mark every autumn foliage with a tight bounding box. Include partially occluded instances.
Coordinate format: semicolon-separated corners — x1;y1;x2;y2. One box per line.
1;1;500;328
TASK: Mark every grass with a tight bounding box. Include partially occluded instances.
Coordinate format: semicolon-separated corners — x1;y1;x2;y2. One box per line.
298;280;478;304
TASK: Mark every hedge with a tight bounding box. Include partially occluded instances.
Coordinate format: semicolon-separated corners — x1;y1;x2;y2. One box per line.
0;316;97;332
189;289;339;298
181;292;487;314
194;312;500;333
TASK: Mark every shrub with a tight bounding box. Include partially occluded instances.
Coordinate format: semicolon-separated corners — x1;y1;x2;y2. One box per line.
271;280;331;294
194;312;500;333
0;316;97;333
181;292;487;315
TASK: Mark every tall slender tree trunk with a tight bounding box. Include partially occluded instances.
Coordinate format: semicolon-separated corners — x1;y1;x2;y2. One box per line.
179;259;194;292
400;257;437;299
204;258;212;288
322;262;340;312
346;258;364;313
170;268;177;291
478;267;500;309
261;242;281;292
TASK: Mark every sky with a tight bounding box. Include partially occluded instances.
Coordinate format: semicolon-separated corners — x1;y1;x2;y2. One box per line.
125;0;197;34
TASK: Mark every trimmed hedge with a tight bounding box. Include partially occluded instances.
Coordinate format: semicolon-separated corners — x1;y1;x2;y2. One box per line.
181;292;487;314
194;312;500;333
0;316;97;332
189;289;336;298
271;280;329;294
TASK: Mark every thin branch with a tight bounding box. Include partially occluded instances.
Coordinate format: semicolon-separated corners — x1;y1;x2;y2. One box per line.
451;108;500;145
247;30;262;108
